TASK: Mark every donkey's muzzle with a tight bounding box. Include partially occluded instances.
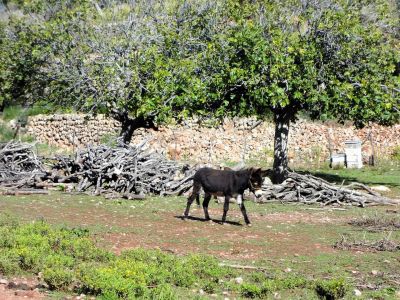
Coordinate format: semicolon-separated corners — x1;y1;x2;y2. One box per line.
254;190;263;198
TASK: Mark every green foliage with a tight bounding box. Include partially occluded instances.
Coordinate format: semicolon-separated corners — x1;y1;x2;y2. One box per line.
0;249;20;275
315;278;349;300
147;284;177;300
1;105;23;121
1;0;398;166
0;215;235;298
2;212;354;298
240;283;262;298
99;133;118;147
0;123;15;141
391;146;400;161
194;0;399;127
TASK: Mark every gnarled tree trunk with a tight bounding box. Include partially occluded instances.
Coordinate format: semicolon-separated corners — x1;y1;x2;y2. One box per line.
272;109;292;184
111;109;158;144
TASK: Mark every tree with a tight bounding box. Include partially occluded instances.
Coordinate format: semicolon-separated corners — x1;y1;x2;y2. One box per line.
0;16;47;111
1;0;214;142
191;0;399;183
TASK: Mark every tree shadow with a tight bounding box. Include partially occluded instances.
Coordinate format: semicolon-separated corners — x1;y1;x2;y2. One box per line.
300;170;400;189
174;215;242;226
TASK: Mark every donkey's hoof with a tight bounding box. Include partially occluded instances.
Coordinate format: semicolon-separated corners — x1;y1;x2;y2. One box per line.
246;223;252;227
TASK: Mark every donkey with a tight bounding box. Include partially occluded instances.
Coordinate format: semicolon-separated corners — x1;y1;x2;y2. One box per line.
183;167;269;226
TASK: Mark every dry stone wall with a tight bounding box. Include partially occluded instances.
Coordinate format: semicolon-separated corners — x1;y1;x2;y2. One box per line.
27;114;400;164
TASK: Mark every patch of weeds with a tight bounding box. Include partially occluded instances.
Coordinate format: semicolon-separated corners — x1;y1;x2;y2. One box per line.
0;212;363;299
99;133;118;147
0;249;21;275
334;234;400;252
349;215;400;232
43;264;74;290
260;276;310;294
1;105;23;121
314;278;348;300
366;287;397;299
0;122;16;140
240;283;262;298
0;215;237;298
147;283;177;300
391;145;400;161
249;271;269;283
201;281;218;294
0;212;19;227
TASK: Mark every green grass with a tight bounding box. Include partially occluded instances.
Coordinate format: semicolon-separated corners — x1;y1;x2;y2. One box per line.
1;105;24;121
0;164;399;299
0;122;15;140
294;164;400;198
1;104;51;122
0;191;399;299
0;212;359;299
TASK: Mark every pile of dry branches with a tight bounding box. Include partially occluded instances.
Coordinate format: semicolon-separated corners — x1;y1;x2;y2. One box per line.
349;216;400;232
49;141;195;198
0;141;45;188
334;234;400;252
0;141;398;207
260;172;398;206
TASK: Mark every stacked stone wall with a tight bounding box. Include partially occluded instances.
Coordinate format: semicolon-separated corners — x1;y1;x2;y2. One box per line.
27;114;400;164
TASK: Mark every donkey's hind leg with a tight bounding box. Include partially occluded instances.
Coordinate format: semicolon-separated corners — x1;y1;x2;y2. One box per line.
184;181;201;218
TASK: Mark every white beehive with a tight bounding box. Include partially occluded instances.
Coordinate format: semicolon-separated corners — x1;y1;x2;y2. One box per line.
330;153;346;168
344;140;363;168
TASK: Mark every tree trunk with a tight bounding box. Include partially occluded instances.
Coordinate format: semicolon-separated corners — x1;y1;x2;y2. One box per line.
112;110;158;144
272;110;292;184
119;119;136;144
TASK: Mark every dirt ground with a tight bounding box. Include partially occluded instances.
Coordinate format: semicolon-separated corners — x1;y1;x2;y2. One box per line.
0;277;44;300
0;193;399;299
98;208;339;259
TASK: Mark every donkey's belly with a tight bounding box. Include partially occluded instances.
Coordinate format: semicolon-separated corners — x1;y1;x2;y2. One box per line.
206;190;239;198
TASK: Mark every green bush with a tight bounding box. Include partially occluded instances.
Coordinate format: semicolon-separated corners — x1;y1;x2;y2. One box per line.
260;279;278;294
277;276;309;290
0;249;21;275
43;266;74;290
315;278;348;300
147;284;177;300
0;212;355;299
241;283;262;298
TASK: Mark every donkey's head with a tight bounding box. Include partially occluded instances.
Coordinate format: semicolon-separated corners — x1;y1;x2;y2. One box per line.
248;168;264;198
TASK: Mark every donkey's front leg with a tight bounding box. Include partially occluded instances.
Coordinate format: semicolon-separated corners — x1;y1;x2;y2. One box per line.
237;194;251;226
203;193;212;221
221;195;230;224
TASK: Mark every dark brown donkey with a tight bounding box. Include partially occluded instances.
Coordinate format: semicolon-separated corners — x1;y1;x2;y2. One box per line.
183;167;268;226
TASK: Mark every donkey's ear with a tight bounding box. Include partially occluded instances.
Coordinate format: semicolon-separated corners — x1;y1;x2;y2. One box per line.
251;167;262;174
260;169;273;177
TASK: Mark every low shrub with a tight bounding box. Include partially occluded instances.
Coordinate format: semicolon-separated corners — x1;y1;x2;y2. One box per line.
241;283;262;298
0;213;354;299
315;278;348;300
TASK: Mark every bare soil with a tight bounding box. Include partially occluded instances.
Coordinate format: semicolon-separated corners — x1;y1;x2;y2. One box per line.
1;193;399;299
98;208;338;260
0;277;44;300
